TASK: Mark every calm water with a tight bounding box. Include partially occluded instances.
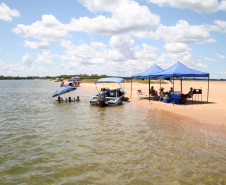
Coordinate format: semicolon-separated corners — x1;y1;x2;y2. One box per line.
0;80;225;184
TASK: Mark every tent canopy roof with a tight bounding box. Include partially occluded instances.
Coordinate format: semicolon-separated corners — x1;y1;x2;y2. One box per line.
131;64;165;78
150;61;209;78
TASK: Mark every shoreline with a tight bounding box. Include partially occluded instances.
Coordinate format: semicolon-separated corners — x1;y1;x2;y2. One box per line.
76;81;226;134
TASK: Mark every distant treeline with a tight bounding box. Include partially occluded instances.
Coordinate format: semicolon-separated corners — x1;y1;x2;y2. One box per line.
55;74;134;80
0;76;52;80
0;75;225;81
56;74;109;80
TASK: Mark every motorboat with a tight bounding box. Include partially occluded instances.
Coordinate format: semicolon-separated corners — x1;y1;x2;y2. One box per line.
89;78;128;107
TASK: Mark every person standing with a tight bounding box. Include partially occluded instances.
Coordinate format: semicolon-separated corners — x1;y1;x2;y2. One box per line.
61;79;64;86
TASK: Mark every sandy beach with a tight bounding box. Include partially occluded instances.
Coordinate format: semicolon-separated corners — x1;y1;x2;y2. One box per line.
77;80;226;133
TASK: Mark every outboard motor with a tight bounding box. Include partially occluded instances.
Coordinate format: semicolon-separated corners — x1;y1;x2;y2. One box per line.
98;90;106;107
105;88;110;97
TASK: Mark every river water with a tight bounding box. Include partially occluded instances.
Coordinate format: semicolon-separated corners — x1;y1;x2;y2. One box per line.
0;80;225;184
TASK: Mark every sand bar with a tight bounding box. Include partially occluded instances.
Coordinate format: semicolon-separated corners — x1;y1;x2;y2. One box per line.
78;80;226;132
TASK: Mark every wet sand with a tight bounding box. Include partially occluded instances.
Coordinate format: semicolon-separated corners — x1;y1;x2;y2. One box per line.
78;80;226;133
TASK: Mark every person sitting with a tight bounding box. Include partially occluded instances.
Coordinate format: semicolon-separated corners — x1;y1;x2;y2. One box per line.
163;87;173;99
159;87;165;100
185;87;193;100
68;97;73;102
76;96;80;102
149;86;158;97
57;96;64;102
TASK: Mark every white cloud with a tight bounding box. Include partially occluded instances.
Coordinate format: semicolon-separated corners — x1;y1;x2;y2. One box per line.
0;57;35;76
134;44;158;61
90;42;108;48
195;63;208;68
70;0;160;34
164;43;191;53
153;20;210;44
61;40;98;61
78;0;120;12
59;39;167;76
147;0;226;13
12;14;68;49
147;20;212;63
214;20;226;32
198;56;216;62
20;53;33;67
197;38;216;44
24;41;50;49
0;3;20;22
215;53;226;59
35;50;58;65
109;35;134;59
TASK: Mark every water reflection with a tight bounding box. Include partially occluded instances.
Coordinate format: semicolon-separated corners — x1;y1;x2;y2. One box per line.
0;80;225;184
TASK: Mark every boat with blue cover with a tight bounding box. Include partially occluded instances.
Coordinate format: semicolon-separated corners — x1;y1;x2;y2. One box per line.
89;78;128;107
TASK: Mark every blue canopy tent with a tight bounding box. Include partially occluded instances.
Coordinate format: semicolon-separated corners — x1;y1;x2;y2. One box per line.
132;64;165;79
151;61;210;103
131;64;165;101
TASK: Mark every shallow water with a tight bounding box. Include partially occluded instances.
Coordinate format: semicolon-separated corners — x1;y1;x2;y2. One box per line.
0;80;225;184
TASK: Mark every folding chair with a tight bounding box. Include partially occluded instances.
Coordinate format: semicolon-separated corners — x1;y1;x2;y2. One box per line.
137;89;145;99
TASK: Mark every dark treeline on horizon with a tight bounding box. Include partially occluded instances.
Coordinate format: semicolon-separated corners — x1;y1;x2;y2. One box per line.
0;74;120;80
0;75;51;80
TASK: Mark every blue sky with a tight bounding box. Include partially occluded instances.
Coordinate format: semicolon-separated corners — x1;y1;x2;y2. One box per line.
0;0;226;78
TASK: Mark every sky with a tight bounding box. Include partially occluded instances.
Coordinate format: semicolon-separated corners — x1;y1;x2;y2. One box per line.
0;0;226;79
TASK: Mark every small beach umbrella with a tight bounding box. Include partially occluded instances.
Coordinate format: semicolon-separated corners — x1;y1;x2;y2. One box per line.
52;86;76;97
68;78;79;82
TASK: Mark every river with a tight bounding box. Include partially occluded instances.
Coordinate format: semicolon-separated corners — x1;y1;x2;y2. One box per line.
0;80;225;184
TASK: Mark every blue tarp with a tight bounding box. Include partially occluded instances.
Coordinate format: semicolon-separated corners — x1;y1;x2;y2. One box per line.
52;86;76;97
68;78;79;81
131;64;165;78
96;78;124;84
150;61;209;78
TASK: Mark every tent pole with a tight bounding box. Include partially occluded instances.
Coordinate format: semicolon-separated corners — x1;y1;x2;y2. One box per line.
131;78;132;98
160;78;161;88
207;77;209;103
173;77;175;106
149;75;150;102
181;77;182;93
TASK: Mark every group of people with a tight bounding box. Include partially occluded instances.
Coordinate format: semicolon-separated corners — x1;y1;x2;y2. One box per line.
58;78;81;102
149;86;194;101
61;78;81;87
149;86;172;98
57;96;80;102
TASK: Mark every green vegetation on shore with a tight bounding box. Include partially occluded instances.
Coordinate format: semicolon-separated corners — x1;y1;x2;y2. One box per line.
1;74;224;82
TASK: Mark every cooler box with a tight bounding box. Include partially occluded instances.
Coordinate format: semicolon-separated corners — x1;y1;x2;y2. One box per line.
170;93;181;99
163;97;170;103
170;98;181;104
